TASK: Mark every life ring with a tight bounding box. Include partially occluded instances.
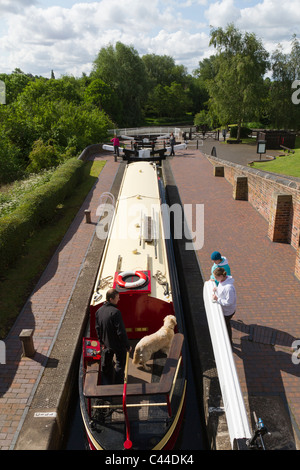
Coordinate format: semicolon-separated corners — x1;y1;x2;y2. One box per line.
116;270;147;289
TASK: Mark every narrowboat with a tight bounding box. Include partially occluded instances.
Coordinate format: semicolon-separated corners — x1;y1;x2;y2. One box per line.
79;159;187;450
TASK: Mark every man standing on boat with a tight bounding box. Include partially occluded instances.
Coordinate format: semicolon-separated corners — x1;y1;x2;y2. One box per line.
95;289;131;383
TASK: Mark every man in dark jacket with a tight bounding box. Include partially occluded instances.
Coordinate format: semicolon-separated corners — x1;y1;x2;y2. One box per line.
95;288;130;383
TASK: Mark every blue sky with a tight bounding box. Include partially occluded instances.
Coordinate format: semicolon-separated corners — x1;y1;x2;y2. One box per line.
0;0;299;78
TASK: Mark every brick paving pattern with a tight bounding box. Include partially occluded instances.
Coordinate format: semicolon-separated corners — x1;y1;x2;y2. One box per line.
0;156;118;450
170;148;300;439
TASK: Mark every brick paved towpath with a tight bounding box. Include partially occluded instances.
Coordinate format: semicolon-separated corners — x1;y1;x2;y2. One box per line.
0;156;118;450
170;147;300;448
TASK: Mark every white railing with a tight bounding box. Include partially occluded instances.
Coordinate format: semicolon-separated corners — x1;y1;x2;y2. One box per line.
108;127;183;138
203;280;252;447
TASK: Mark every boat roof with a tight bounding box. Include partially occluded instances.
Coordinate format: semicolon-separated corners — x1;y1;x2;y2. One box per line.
92;161;172;307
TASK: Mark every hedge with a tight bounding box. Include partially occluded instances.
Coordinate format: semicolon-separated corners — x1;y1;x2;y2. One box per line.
0;158;84;272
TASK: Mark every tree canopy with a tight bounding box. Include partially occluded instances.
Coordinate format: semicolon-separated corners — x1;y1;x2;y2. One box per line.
0;71;114;184
207;24;269;139
92;42;148;127
268;35;300;129
0;31;299;185
195;27;299;133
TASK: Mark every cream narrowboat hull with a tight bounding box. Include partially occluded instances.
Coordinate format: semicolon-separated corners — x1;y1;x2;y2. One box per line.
79;160;187;450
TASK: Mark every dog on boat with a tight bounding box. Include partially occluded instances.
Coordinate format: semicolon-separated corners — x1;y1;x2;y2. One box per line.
132;315;177;370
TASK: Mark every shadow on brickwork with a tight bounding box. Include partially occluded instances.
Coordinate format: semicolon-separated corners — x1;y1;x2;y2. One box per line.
232;319;300;450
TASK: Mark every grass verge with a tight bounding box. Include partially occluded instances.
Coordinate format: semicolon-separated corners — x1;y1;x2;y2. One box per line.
251;137;300;178
0;160;106;338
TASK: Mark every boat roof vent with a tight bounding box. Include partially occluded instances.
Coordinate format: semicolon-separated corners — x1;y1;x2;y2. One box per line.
144;216;153;243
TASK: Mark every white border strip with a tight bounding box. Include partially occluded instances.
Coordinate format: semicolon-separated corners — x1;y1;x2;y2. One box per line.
203;281;252;447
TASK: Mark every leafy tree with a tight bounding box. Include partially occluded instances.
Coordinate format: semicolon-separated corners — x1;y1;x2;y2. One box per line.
27;138;59;173
166;82;192;117
0;129;23;184
146;84;166;117
207;24;269;139
50;101;114;152
0;69;32;104
194;109;215;130
84;78;121;124
142;54;195;118
142;54;188;88
268;35;300;129
194;56;218;82
92;42;148;126
190;57;219;115
17;76;83;112
0;72;114;180
0;102;41;158
146;82;192;118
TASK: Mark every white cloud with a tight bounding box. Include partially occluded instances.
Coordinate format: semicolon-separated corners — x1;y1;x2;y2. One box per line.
238;0;300;43
146;29;209;64
0;0;209;76
205;0;241;28
0;0;37;14
0;0;299;78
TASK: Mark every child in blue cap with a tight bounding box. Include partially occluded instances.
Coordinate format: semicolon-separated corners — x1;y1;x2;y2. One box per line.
210;251;231;285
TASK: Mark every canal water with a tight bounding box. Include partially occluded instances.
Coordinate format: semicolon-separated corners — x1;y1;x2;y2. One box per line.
64;340;208;450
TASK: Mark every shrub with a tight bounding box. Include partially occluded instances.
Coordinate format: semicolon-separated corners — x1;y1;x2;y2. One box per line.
26;138;59;173
0;158;84;271
0;134;25;185
0;168;55;217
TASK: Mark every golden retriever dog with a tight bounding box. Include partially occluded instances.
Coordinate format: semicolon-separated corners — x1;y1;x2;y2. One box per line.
132;315;177;370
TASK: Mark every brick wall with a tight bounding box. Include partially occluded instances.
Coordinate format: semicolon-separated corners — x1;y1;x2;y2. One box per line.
207;155;300;280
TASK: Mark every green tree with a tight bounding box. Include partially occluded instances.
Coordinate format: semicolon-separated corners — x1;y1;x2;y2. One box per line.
50;101;114;152
84;78;121;124
268;35;300;129
146;82;192;118
27;138;59;173
92;42;148;126
0;129;23;184
194;56;218;82
207;24;269;139
142;54;188;88
142;53;195;118
0;73;114;181
0;69;32;104
191;56;218;116
194;109;215;130
166;82;192;117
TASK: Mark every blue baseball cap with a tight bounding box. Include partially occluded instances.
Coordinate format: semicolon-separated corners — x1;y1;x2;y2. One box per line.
211;251;221;261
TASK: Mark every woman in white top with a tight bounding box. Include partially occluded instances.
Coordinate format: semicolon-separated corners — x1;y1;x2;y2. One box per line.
212;267;236;345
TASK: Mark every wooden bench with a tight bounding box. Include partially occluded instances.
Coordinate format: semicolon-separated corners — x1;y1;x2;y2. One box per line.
280;145;295;155
83;333;184;399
